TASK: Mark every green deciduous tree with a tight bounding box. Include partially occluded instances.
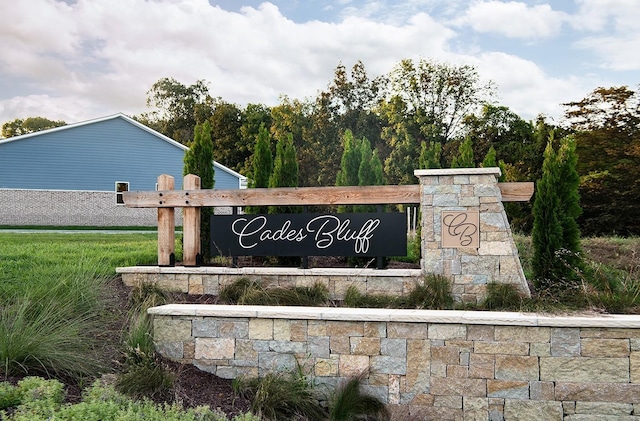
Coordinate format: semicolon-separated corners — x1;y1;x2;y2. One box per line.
139;77;212;145
564;86;640;235
1;117;66;138
209;100;248;173
183;121;215;260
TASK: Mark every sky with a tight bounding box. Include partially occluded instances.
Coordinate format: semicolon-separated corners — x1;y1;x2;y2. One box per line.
1;0;638;128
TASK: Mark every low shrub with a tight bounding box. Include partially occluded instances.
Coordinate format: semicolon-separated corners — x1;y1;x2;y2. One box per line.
344;286;396;308
404;274;454;310
232;367;325;421
482;283;526;311
220;278;330;306
0;295;104;379
328;375;390;421
2;376;257;421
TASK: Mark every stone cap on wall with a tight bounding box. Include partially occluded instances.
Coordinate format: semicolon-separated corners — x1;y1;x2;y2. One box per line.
414;167;502;177
148;304;640;329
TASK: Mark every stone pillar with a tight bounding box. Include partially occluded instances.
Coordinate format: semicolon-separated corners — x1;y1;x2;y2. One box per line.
415;168;530;304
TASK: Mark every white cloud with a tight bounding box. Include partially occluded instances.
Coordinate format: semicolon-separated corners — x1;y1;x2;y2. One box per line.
455;1;568;40
0;0;635;126
572;0;640;71
474;52;587;121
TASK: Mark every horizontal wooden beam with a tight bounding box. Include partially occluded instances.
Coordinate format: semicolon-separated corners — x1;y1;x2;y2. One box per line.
123;185;420;208
123;182;533;208
498;182;535;202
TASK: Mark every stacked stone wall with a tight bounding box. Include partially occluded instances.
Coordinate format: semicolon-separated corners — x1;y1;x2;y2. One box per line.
150;305;640;420
416;168;530;304
118;266;423;299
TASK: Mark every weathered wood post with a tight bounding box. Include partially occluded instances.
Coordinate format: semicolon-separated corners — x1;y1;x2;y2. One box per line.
182;174;201;266
157;174;175;266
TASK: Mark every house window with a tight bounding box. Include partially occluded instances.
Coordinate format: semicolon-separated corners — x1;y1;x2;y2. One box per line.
115;182;129;205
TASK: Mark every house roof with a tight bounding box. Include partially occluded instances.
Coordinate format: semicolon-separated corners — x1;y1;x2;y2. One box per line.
0;113;247;183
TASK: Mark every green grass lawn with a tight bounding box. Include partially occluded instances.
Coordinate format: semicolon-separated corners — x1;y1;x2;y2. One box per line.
0;232;166;379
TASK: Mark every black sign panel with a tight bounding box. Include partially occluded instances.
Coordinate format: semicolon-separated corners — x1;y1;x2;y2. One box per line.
211;213;407;257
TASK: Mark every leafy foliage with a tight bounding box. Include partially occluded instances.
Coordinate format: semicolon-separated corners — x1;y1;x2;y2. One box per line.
565;86;640;236
2;377;252;421
1;117;66;138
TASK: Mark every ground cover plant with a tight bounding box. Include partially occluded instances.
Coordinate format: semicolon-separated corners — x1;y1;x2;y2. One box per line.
1;231;640;420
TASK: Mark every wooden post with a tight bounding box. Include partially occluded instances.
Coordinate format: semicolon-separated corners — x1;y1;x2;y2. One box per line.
157;174;175;266
183;174;201;266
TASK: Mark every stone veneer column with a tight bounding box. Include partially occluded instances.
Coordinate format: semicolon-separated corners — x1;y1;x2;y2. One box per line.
415;168;530;303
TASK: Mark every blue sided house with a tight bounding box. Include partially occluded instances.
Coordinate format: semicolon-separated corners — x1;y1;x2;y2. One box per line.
0;113;247;226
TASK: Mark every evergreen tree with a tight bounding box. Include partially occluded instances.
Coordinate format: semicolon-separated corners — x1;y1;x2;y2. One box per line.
419;141;442;169
481;146;497;168
531;134;582;293
336;130;362;187
355;138;383;213
451;137;474;168
336;130;362;212
269;133;299;214
183;120;215;260
246;124;272;214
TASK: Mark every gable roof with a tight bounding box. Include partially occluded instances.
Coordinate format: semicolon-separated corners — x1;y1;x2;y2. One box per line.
0;113;247;185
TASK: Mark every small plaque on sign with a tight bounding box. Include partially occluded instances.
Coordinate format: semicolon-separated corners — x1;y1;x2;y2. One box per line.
441;211;480;248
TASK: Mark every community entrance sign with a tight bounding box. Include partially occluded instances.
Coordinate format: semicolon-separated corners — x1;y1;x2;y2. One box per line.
211;213;406;257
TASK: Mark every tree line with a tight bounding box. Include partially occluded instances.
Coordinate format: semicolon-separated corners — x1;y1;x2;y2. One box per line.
2;59;639;236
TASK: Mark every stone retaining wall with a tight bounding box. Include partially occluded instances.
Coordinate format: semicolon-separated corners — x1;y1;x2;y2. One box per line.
118;266;423;300
149;305;640;420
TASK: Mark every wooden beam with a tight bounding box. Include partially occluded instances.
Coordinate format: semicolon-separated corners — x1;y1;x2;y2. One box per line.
497;182;534;202
123;182;533;209
124;185;422;208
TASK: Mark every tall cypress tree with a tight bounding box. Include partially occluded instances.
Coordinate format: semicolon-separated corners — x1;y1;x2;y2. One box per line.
269;133;299;214
531;134;582;292
419;141;442;169
355;138;383;213
247;124;272;214
183;120;215;260
336;130;362;213
451;137;474;168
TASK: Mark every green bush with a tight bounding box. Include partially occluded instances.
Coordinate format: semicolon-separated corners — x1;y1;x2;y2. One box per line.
0;294;105;378
128;282;173;314
404;274;454;310
233;368;325;421
0;382;22;410
220;278;329;306
482;283;525;311
115;358;175;401
344;286;396;308
329;376;389;421
2;377;254;421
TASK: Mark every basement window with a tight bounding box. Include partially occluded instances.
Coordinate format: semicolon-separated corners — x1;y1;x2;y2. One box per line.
115;181;129;205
